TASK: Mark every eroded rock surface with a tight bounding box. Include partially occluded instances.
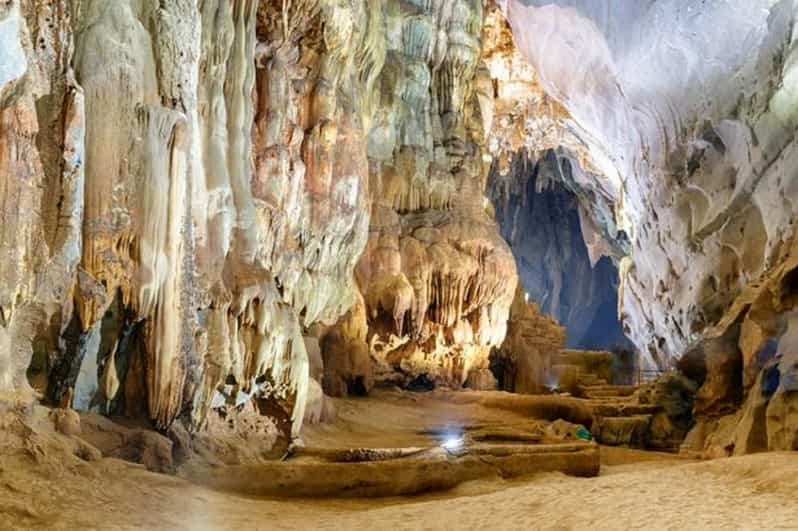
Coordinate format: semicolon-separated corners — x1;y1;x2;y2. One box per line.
491;287;565;394
351;0;518;388
5;0;798;459
503;0;798;367
0;0;520;443
0;0;391;439
491;0;798;451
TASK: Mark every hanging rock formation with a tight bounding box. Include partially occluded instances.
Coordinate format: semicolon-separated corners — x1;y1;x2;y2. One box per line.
0;0;518;440
0;0;388;439
336;0;518;389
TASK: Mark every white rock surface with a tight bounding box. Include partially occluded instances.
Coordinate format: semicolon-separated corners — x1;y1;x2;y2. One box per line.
506;0;798;367
0;2;27;90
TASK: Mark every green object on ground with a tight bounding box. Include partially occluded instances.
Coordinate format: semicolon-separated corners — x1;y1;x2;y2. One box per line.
576;426;592;441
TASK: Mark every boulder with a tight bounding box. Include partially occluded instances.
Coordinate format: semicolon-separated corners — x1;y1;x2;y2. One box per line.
50;408;81;437
592;415;651;447
304;379;336;425
638;372;697;449
464;369;498;391
681;415;739;459
321;296;374;398
690;332;743;418
491;288;566;394
732;365;773;455
544;419;591;443
765;388;798;451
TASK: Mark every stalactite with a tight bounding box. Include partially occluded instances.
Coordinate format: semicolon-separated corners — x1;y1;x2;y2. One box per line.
0;0;521;439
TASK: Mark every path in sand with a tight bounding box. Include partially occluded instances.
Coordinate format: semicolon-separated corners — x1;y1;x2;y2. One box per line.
4;447;797;530
3;390;798;530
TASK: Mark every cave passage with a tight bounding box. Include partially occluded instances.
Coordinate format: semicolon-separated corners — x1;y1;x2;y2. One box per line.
2;0;798;528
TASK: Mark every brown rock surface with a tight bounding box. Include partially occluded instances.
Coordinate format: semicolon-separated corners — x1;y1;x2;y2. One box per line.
492;287;566;394
637;373;697;450
465;368;498;391
555;350;614;387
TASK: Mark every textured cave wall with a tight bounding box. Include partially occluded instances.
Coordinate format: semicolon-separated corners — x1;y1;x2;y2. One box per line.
504;0;798;367
500;0;798;450
488;149;629;350
343;0;518;389
0;1;83;397
0;0;518;438
0;0;385;438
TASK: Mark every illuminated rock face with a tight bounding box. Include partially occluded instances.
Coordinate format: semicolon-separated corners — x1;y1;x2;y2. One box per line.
0;0;516;435
328;0;518;389
0;0;381;436
504;0;798;367
501;0;798;450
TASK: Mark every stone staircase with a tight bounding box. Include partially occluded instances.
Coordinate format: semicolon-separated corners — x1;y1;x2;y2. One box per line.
580;383;637;400
583;378;686;452
546;349;675;450
578;382;656;449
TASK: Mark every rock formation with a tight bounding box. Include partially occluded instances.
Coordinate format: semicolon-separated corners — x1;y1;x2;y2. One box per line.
0;0;386;439
491;0;798;452
0;0;519;444
491;287;565;394
13;0;404;437
349;0;518;389
502;0;798;367
4;0;798;457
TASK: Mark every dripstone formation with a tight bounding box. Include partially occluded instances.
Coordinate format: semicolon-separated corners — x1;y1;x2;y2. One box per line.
3;0;798;455
0;0;515;440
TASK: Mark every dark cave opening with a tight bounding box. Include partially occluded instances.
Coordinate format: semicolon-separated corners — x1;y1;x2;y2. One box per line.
487;150;633;353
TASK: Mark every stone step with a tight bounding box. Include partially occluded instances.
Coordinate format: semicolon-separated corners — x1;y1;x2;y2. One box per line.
592;415;653;448
581;384;638;399
590;403;660;417
578;375;607;386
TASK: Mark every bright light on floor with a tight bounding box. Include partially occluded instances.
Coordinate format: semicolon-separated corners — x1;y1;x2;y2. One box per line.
441;436;464;451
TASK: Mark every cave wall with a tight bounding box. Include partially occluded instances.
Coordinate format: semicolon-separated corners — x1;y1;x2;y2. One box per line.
1;0;386;436
488;149;629;350
352;0;517;389
499;0;798;450
4;0;797;454
0;0;517;437
504;0;798;367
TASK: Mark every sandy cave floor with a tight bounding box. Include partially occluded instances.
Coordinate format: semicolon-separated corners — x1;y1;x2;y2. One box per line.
3;390;798;530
